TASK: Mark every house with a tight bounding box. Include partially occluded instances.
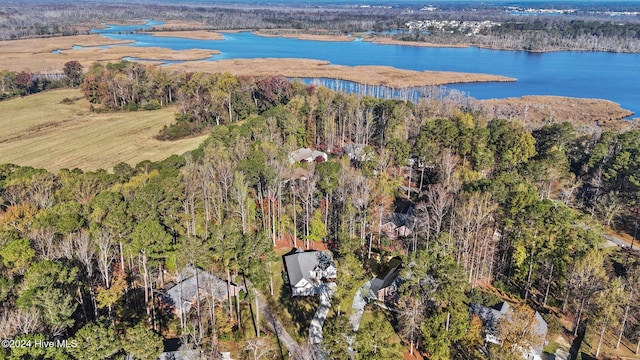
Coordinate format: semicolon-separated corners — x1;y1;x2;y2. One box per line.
369;257;402;302
283;249;336;296
162;266;240;317
344;144;367;162
470;302;547;360
289;148;328;164
381;203;415;239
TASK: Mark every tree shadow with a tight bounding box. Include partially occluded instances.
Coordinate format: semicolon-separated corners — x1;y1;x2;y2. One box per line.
277;280;319;339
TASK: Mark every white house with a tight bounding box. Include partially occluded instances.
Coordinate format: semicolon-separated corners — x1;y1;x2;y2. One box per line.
289;148;328;164
283;250;336;296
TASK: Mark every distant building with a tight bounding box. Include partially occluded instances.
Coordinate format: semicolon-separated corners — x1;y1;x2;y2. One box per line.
162;266;240;318
344;144;368;162
289;148;328;164
283;249;336;296
470;302;547;360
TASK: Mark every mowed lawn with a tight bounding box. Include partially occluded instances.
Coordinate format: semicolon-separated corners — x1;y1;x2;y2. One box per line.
0;89;208;171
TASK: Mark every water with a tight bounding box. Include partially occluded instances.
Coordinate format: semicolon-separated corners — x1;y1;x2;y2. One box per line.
90;20;166;34
92;24;640;116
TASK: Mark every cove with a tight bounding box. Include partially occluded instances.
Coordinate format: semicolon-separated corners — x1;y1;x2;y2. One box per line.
94;23;640;116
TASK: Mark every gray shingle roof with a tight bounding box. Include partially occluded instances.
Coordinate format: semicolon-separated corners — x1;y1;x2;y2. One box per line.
283;250;335;290
470;301;547;355
163;266;231;314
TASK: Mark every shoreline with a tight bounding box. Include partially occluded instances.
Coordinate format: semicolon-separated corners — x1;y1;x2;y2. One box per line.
477;96;636;133
165;58;516;88
0;30;635;128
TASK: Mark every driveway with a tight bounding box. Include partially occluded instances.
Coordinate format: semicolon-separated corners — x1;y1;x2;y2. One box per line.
310;283;336;344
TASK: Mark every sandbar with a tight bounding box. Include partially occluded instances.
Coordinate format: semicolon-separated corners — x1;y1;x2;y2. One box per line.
478;96;635;133
167;58;515;88
149;30;224;41
0;35;218;71
253;30;355;42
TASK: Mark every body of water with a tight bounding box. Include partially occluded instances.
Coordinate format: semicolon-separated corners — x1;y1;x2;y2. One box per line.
94;23;640;116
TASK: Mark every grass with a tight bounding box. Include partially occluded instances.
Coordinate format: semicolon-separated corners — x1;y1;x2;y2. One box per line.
580;324;640;359
479;96;634;133
0;35;217;72
0;89;208;171
167;58;515;88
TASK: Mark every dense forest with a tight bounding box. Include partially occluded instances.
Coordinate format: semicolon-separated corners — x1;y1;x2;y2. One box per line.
1;60;640;359
399;18;640;52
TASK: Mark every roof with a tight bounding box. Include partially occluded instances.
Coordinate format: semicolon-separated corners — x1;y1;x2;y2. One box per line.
369;257;402;294
289;148;328;163
283;249;335;289
470;302;547;353
164;266;233;314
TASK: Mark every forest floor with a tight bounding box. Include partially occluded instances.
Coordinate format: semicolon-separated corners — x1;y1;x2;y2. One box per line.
0;89;207;171
274;234;328;252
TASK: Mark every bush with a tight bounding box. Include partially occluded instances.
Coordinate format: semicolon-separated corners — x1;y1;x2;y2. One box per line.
142;100;161;110
156;121;205;141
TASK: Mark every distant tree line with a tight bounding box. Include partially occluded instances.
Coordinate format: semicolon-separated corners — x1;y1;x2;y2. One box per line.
0;61;82;101
3;0;640;53
397;17;640;52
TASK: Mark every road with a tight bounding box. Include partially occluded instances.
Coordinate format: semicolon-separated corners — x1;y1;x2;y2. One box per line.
603;232;640;252
249;281;301;356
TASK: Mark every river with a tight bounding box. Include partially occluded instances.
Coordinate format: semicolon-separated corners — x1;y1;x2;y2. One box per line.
91;22;640;116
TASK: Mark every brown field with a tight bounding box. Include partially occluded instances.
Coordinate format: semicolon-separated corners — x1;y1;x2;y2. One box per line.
0;89;208;171
150;20;213;31
254;29;355;42
167;58;515;87
150;30;224;41
478;96;636;133
365;37;469;48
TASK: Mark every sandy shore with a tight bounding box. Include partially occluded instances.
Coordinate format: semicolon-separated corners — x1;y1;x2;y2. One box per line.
166;58;515;88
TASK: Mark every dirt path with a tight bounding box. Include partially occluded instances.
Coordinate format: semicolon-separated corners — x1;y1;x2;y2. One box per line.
248;279;301;356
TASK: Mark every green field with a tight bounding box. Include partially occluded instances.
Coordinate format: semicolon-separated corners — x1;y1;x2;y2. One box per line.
0;89;208;171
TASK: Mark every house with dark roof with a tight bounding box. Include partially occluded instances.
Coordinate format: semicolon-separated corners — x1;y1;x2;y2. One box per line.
470;302;547;360
162;266;240;317
283;249;336;296
369;257;402;302
381;204;415;239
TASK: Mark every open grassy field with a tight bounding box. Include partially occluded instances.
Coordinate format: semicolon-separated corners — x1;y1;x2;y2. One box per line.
0;89;208;171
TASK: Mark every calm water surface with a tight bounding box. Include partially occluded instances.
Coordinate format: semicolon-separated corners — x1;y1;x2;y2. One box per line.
94;23;640;116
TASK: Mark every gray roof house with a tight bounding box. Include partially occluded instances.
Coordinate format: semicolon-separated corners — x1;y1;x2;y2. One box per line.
369;257;402;302
163;266;240;317
283;250;336;296
470;302;547;360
